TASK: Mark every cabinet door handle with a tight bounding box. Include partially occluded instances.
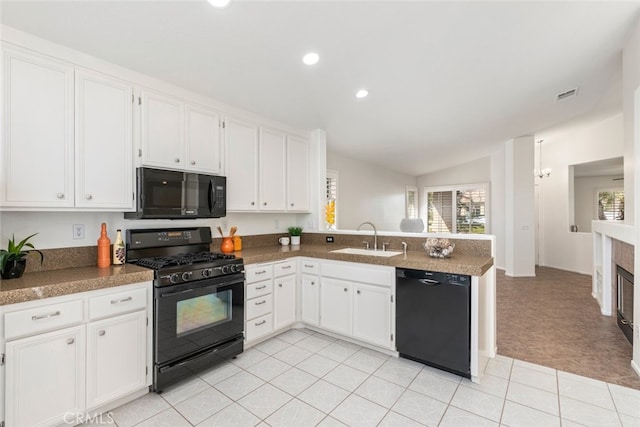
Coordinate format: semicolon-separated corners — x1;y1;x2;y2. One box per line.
98;330;106;336
251;202;255;206
344;288;348;292
357;290;361;295
67;338;75;345
282;265;292;269
191;160;196;165
255;270;267;275
255;320;266;326
290;203;294;207
255;285;267;290
263;202;267;206
304;264;314;268
32;311;61;321
56;193;65;199
311;281;315;285
174;158;180;163
111;296;133;305
85;194;92;200
278;283;283;287
255;300;267;305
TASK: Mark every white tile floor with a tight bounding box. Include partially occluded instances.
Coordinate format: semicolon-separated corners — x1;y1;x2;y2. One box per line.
109;328;640;427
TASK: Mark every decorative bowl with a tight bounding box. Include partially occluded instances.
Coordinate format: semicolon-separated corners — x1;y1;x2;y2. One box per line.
424;238;455;258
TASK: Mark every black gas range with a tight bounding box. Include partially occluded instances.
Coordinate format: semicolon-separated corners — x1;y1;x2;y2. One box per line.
126;227;245;393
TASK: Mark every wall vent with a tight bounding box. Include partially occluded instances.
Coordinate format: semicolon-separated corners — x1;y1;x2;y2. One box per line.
556;87;579;101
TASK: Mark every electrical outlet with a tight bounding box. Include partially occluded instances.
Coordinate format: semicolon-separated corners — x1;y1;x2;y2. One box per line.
326;236;334;243
73;224;85;240
221;220;229;232
275;219;280;229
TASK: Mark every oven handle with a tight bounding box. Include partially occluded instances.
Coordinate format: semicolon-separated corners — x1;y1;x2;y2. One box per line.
159;337;242;372
158;275;245;298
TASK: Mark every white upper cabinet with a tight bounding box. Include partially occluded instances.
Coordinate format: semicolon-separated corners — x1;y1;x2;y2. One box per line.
75;69;134;209
185;105;222;174
141;89;222;175
259;127;287;211
225;117;259;210
286;135;310;212
141;89;184;170
2;45;74;207
225;119;310;213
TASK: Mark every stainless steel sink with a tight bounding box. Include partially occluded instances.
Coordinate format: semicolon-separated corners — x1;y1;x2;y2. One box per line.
330;247;403;257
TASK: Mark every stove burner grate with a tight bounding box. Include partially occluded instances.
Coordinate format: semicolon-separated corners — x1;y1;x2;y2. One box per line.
135;252;235;270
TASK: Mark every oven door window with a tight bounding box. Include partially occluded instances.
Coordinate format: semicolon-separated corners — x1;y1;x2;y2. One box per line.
155;276;244;364
176;290;231;335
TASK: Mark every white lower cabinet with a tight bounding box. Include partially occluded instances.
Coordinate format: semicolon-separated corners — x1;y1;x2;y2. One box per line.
1;282;151;427
245;260;297;346
319;278;352;336
303;259;395;350
273;275;296;330
86;310;147;410
352;283;392;348
5;325;85;427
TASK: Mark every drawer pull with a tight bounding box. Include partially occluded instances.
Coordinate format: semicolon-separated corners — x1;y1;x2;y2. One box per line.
344;288;348;292
254;320;266;326
304;264;315;268
32;311;61;321
278;283;283;287
255;300;267;305
98;330;106;336
255;285;267;290
311;281;315;285
111;296;133;305
67;338;75;345
281;265;292;269
255;270;267;275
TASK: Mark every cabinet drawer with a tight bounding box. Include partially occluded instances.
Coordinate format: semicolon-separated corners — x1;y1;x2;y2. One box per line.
246;281;273;300
246;266;273;283
300;260;319;275
89;287;147;320
245;313;273;342
5;299;84;340
274;260;296;277
246;294;273;320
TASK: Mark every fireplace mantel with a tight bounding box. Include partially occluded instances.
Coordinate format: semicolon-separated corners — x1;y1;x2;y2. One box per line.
592;221;634;315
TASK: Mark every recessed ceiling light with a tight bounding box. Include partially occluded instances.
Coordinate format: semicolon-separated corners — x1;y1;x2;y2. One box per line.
355;89;369;99
207;0;231;9
302;52;320;66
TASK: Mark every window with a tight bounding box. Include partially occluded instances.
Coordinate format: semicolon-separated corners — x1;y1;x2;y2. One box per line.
597;190;624;221
326;170;338;229
425;184;487;234
405;185;419;219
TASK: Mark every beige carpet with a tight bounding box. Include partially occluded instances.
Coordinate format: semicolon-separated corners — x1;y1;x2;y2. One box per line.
496;266;640;390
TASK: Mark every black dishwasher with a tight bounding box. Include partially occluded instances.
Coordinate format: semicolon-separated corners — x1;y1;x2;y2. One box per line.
396;268;471;378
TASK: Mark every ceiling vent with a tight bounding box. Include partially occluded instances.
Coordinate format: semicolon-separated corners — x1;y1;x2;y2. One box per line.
556;87;579;101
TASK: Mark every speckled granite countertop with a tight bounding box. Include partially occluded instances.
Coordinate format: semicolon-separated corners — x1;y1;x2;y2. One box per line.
0;242;492;306
0;264;154;306
237;244;493;276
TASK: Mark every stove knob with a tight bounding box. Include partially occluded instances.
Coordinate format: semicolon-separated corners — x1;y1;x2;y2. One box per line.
182;272;193;281
169;273;180;284
221;265;231;274
231;264;242;273
202;268;213;278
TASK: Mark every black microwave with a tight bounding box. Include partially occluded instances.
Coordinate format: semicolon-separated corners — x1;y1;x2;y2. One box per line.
125;167;226;219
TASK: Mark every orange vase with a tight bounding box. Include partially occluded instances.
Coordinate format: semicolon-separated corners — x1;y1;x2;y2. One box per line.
220;237;234;254
97;223;111;268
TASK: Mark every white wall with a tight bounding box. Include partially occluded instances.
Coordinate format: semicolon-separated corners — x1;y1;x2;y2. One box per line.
504;137;536;277
624;15;640;379
490;147;506;270
416;156;491;188
536;113;624;275
326;150;417;231
573;175;623;233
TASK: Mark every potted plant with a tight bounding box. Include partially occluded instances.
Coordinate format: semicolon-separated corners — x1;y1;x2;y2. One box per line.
287;226;303;246
0;233;44;279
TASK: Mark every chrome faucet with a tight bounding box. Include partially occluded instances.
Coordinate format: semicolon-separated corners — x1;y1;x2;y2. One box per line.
357;221;378;251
